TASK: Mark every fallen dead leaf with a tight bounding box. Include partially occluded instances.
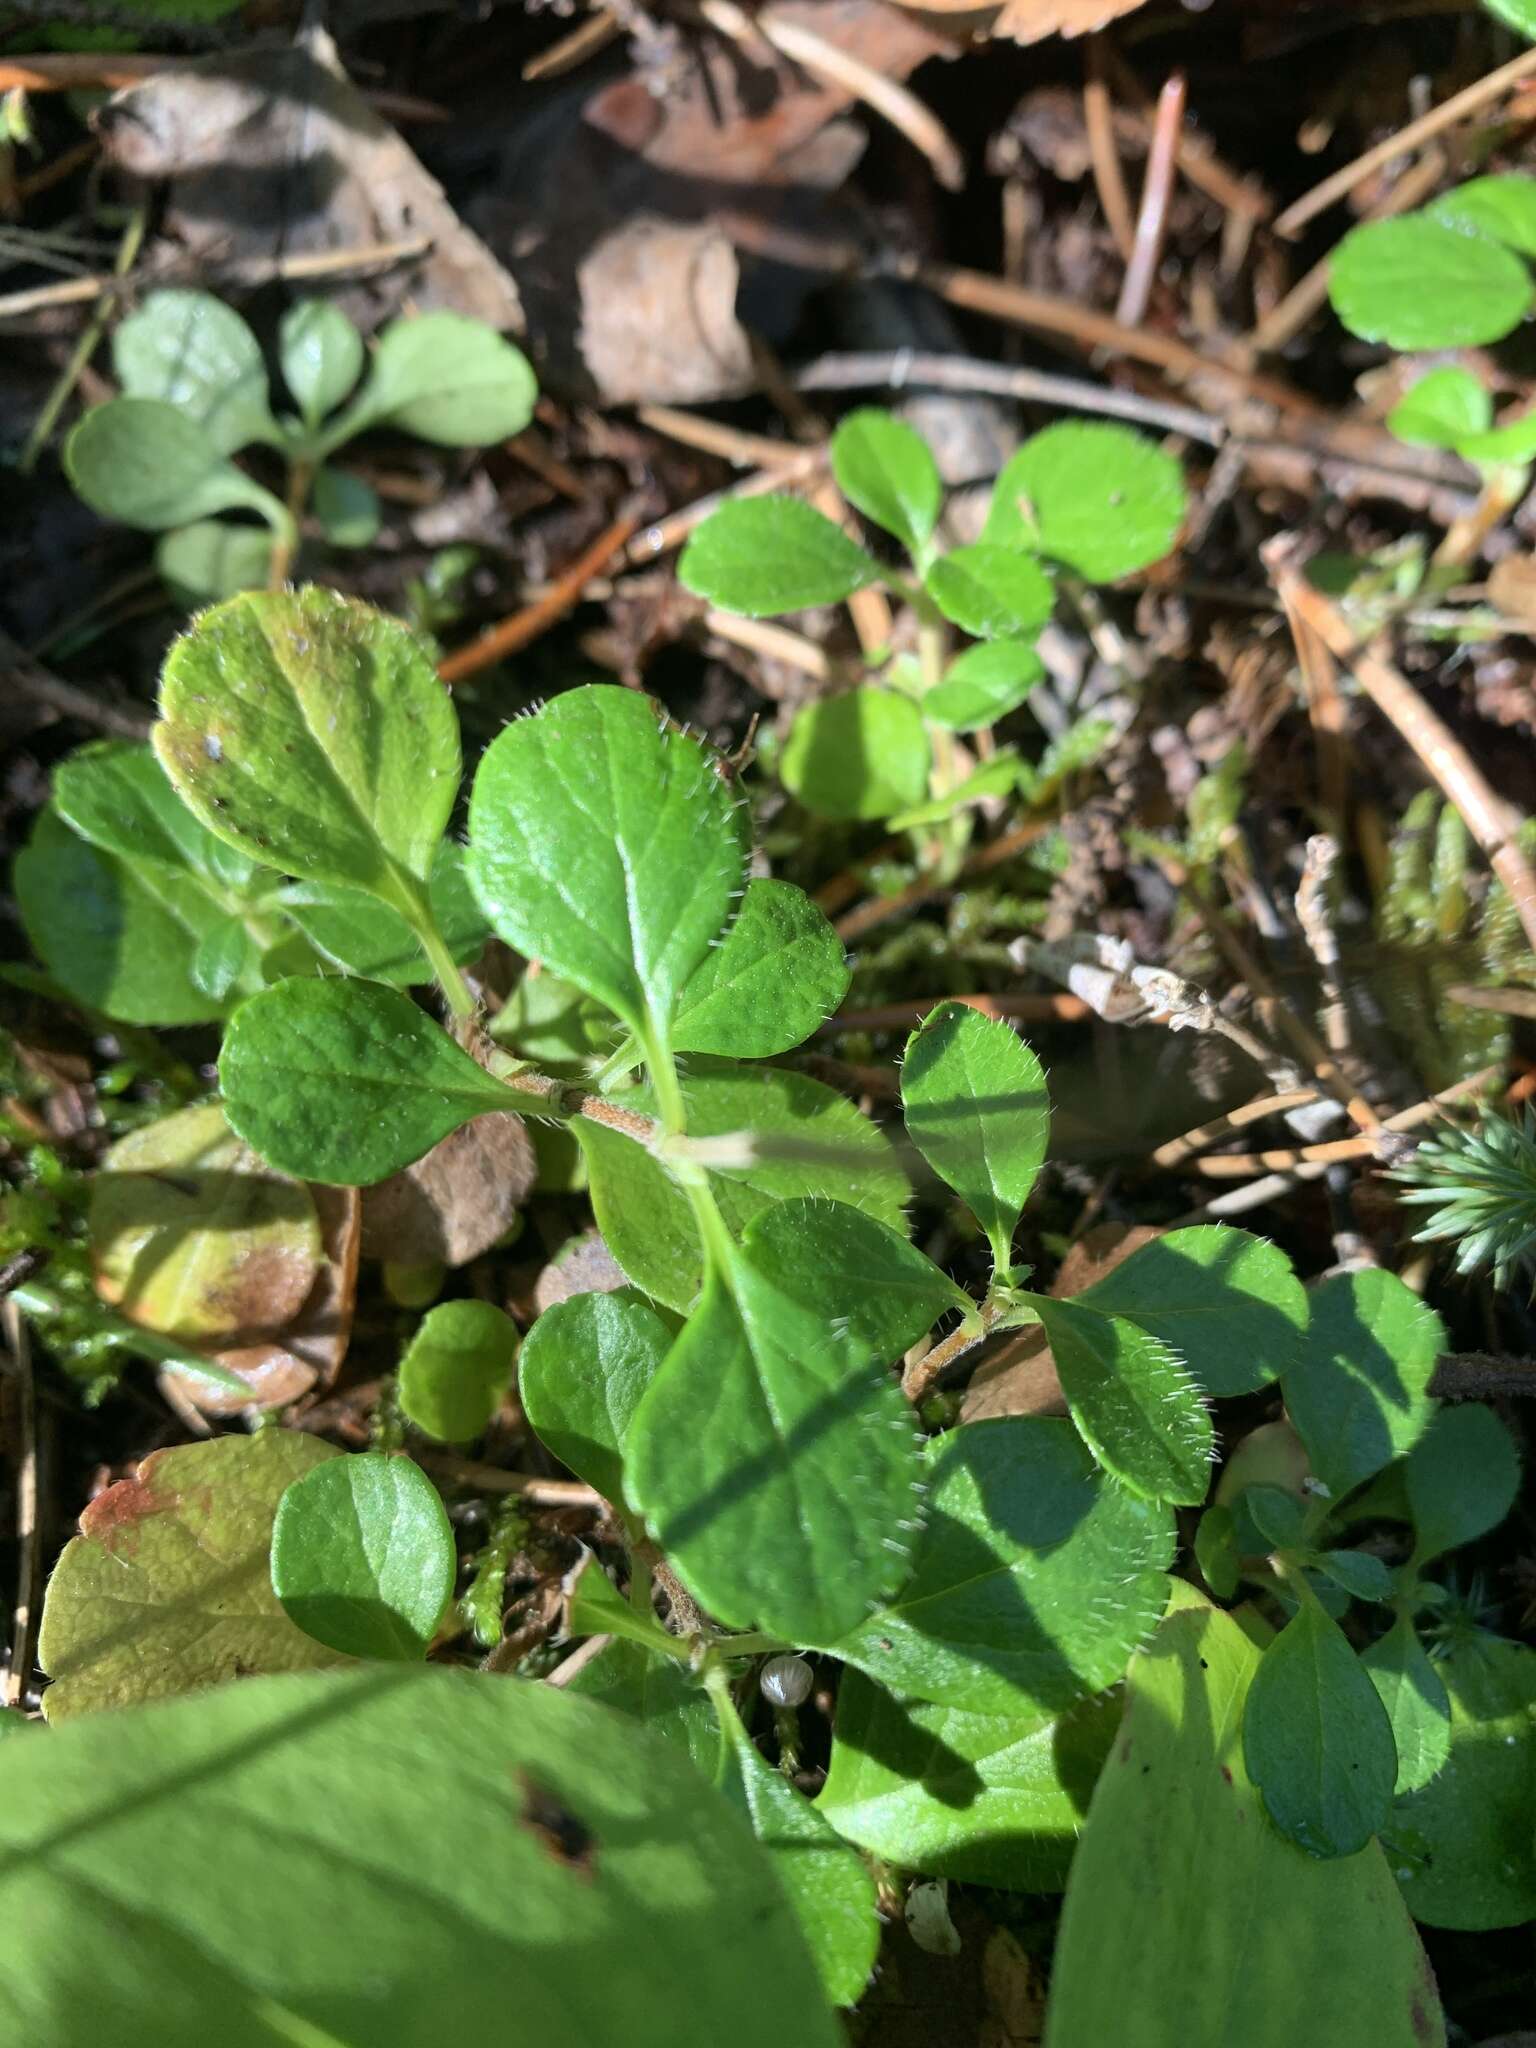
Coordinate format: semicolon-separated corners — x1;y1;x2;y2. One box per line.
97;30;521;332
960;1223;1162;1422
885;0;1148;44
361;1113;536;1269
531;1229;630;1315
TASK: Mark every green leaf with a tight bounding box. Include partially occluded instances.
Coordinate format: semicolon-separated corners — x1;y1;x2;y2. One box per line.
278;842;489;987
156;587;461;912
66;399;286;533
1452;407;1536;466
627;1200;947;1641
1405;1402;1522;1562
190;916;256;1001
332;312;537;448
491;969;619;1066
1070;1224;1307;1399
924;544;1055;640
398;1298;518;1441
1243;1599;1397;1857
821;1673;1115;1891
1;1665;842;2048
578;1062;909;1313
830;407;942;557
1313;1550;1396;1604
1194;1503;1240;1600
519;1288;673;1509
467;685;745;1045
14;804;229;1027
1427;172;1536;254
280;299;364;427
1329;215;1534;348
113;288;279;454
219;978;533;1185
671;878;849;1057
1391;1631;1536;1929
156;519;273;602
885;751;1020;831
1044;1600;1446;2048
713;1686;879;2007
1027;1297;1214;1505
1362;1616;1451;1795
51;737;259;889
565;1555;685;1660
1386;367;1493;450
1283;1269;1443;1499
563;1638;718;1771
983;422;1186;581
313;466;381;547
1486;0;1536;35
1244;1483;1308;1550
38;1431;345;1721
779;687;931;821
822;1415;1172;1713
924;640;1044;731
89;1102;321;1342
271;1450;454;1660
678;496;882;616
901;1001;1049;1274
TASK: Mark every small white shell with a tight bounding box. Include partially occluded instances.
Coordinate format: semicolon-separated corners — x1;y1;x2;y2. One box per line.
759;1653;813;1708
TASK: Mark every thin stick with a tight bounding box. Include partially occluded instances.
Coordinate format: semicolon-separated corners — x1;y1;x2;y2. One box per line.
1276;576;1349;827
833;818;1053;945
438;511;642;684
418;1454;603;1509
523;9;621;80
1115;72;1185;330
1150;1087;1322;1169
752;5;965;193
1176;1065;1501;1221
794;350;1222;443
1273;44;1536;239
0;236;431;322
915;260;1317;414
1085;39;1137;261
825;993;1092;1034
1446;983;1536;1019
1101;43;1269;221
703;610;830;682
1245;146;1446;359
543;1634;613;1686
0;1303;40;1712
627;448;828;562
1267;538;1536;957
636;403;809;470
1;629;151;739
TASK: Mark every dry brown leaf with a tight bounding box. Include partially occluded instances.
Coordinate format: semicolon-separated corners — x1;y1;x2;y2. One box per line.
959;1223;1161;1423
884;0;1147;45
360;1114;536;1269
531;1229;630;1315
97;31;521;331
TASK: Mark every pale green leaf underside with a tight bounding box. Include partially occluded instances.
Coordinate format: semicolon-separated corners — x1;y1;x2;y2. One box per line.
398;1298;519;1443
1042;1600;1445;2048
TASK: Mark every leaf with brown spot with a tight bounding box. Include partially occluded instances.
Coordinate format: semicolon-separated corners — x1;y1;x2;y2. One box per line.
189;1183;361;1416
38;1431;348;1722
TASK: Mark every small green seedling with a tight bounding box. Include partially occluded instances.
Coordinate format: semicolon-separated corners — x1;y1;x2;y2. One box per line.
1329;173;1536;350
678;409;1186;823
64;289;536;598
16;586;1533;2048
